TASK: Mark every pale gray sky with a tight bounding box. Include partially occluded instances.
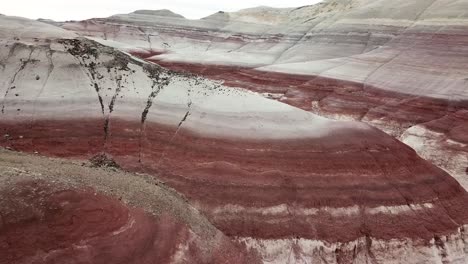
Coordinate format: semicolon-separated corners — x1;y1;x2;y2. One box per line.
3;0;322;21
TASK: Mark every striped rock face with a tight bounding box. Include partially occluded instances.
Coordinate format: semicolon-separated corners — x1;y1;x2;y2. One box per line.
59;0;468;193
0;150;260;264
1;8;468;263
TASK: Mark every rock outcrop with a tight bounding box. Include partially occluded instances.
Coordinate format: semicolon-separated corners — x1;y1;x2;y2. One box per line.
59;0;468;191
1;7;468;263
0;149;259;264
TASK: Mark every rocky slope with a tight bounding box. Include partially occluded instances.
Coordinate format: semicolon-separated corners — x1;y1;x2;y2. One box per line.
0;149;259;264
59;0;468;191
1;11;468;263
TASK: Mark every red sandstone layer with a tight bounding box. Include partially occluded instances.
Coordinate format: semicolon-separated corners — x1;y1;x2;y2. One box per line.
2;118;468;244
134;57;468;137
0;158;260;264
131;54;468;190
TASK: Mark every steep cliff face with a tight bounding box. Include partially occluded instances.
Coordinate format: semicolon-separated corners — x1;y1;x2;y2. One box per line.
58;0;468;192
1;13;468;263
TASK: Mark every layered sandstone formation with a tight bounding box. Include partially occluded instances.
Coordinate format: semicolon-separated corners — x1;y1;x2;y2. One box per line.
1;8;468;263
0;149;259;264
59;0;468;190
